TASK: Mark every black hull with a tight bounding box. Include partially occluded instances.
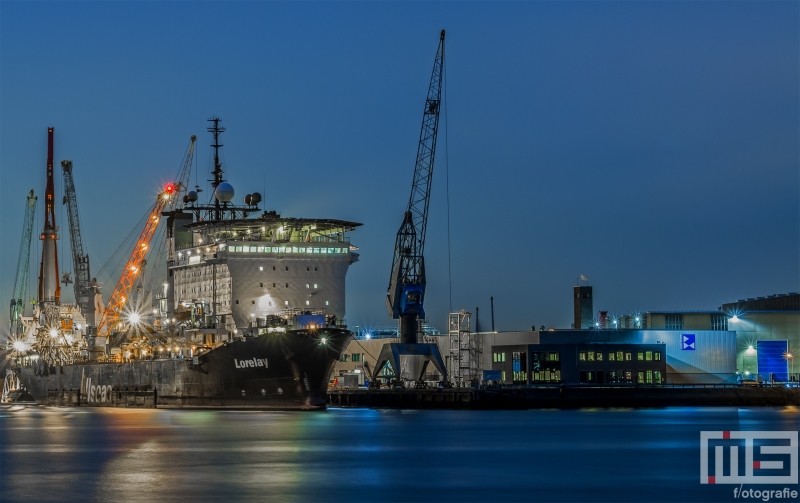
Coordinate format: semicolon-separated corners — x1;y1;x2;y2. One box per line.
17;329;350;410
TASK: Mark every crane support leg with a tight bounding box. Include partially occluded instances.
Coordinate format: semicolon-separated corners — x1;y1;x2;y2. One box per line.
370;342;447;385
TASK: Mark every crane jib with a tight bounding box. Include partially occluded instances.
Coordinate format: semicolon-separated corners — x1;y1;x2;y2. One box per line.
386;30;445;321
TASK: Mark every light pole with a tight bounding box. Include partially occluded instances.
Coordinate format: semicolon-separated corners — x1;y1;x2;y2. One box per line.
786;352;794;379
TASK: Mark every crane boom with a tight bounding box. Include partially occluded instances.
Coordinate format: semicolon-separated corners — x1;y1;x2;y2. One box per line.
9;190;38;339
386;30;445;340
61;160;94;323
97;185;175;337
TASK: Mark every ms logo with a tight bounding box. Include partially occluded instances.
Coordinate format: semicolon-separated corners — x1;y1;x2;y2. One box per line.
682;333;696;350
700;431;798;484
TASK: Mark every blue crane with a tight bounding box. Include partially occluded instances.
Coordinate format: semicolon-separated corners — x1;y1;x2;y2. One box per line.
386;29;445;342
9;190;38;342
373;31;448;387
61;160;94;325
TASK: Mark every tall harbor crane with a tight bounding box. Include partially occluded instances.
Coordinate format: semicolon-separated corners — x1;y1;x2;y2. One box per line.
96;184;176;337
95;136;194;338
61;160;94;324
372;30;448;387
9;190;38;342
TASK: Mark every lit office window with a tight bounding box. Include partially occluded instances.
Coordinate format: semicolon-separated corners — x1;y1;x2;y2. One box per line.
654;371;662;384
588;352;594;361
625;353;632;361
617;351;624;361
638;371;644;383
596;352;603;362
655;352;661;361
646;351;652;361
638;352;644;361
608;352;616;361
646;370;653;384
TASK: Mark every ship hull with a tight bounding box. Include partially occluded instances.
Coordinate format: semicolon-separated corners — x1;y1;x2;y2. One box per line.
17;328;350;410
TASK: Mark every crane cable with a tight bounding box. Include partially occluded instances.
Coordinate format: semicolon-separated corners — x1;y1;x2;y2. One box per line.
444;50;452;313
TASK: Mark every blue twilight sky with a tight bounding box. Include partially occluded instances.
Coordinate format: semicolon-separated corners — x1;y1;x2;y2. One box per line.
1;1;798;334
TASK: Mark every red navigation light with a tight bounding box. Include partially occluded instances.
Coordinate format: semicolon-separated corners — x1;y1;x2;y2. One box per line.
165;184;175;193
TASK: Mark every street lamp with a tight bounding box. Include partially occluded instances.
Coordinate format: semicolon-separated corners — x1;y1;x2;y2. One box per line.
785;352;795;377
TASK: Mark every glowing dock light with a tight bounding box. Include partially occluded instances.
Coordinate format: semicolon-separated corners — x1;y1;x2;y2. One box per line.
320;337;327;345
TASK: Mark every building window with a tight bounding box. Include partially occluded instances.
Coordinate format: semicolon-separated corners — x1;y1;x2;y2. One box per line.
645;351;652;361
579;352;587;361
273;266;276;271
548;352;559;361
260;283;263;287
665;314;683;330
646;370;653;384
625;371;632;382
306;284;310;289
608;352;615;361
235;300;239;304
625;353;632;361
711;314;728;331
617;351;623;361
314;284;318;289
284;301;288;306
305;301;310;306
493;352;506;363
580;371;587;383
252;300;255;305
340;354;350;362
655;352;661;361
501;371;506;382
654;370;662;384
314;267;318;271
588;351;595;361
352;353;361;362
596;352;603;362
637;352;644;361
306;267;310;271
285;283;288;288
273;283;276;288
637;371;644;383
285;266;288;271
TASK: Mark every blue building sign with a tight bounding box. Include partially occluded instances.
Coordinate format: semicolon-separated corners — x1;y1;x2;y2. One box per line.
756;340;789;382
681;334;696;350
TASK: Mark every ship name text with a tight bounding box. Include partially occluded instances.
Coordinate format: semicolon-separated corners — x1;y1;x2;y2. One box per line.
234;358;268;369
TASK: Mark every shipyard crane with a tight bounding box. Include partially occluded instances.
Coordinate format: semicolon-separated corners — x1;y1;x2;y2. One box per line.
372;30;448;387
96;184;176;337
9;191;38;342
61;161;94;324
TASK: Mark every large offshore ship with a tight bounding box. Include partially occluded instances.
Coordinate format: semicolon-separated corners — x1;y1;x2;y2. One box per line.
8;119;361;409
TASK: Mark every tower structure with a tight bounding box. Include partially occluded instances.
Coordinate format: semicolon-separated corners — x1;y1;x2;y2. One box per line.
39;127;60;305
573;285;593;329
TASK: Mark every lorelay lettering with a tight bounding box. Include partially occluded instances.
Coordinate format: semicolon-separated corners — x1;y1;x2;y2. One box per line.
234;358;268;369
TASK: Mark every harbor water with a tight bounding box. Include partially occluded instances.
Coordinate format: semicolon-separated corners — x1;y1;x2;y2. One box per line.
1;406;797;502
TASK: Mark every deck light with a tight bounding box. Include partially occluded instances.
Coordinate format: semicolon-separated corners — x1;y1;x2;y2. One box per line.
320;337;327;345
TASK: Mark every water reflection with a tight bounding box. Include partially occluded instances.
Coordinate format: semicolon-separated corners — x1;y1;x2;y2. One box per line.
1;406;797;502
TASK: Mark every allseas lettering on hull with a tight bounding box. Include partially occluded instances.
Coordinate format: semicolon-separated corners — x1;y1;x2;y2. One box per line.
234;358;269;369
84;378;112;404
